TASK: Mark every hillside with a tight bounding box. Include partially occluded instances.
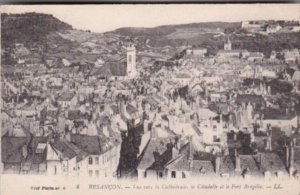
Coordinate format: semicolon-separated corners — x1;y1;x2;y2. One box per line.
1;12;73;49
2;13;300;66
108;21;300;56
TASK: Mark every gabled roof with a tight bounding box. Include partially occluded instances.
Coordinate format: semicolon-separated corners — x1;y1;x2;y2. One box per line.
259;152;287;174
57;92;75;102
292;71;300;81
70;134;102;155
219;155;235;173
137;138;175;170
239;155;262;177
23;137;48;164
89;65;112;77
51;139;78;159
90;62;127;77
108;62;127;76
126;104;138;115
1;136;30;163
2;136;48;165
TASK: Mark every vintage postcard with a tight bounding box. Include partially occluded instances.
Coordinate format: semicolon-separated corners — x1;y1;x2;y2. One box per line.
0;4;300;195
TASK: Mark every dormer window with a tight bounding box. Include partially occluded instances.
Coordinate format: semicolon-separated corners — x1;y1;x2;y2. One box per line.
199;167;206;174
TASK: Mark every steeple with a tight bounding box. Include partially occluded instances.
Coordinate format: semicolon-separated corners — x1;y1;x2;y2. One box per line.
224;37;232;51
126;44;137;78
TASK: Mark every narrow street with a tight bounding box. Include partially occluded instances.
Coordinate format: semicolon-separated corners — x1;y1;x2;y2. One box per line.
118;122;144;179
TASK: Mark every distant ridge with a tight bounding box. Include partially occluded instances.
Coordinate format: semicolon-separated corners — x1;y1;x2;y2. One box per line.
1;12;73;48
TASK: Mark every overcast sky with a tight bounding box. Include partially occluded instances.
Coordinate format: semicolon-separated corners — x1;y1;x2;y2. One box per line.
2;4;300;33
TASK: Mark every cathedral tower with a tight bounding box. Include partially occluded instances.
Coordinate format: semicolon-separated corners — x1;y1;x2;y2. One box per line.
126;44;136;78
224;37;232;51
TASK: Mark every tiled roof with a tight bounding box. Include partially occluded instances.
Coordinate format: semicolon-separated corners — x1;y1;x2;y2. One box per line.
57;92;75;102
190;160;215;177
51;139;78;159
236;94;266;106
126;104;138;115
89;65;112;77
219;155;235;174
24;137;48;164
259;152;287;174
67;110;82;120
1;136;30;163
108;62;127;76
165;155;191;171
137;138;175;170
61;140;88;162
263;107;296;120
71;134;103;155
90;62;128;77
239;155;262;177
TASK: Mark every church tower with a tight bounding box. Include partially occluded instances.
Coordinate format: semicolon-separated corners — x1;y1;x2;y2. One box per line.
126;44;136;78
224;37;232;51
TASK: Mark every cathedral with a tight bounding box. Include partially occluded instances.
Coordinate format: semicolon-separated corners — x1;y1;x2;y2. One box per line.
224;37;232;51
89;44;137;80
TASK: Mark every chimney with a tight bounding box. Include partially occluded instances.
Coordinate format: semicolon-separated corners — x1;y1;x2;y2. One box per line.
143;120;149;133
22;144;28;159
65;131;71;142
151;126;157;138
285;144;290;168
267;134;272;151
153;151;160;162
220;114;223;128
267;85;271;94
235;150;241;172
233;133;237;141
174;136;179;150
215;155;221;175
172;145;179;158
250;132;255;143
188;136;193;168
289;142;295;176
120;101;127;117
257;153;262;170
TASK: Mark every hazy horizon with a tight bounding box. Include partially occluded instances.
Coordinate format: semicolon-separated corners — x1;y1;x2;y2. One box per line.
2;4;300;33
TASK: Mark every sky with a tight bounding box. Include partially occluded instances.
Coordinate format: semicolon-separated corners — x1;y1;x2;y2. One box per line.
2;4;300;33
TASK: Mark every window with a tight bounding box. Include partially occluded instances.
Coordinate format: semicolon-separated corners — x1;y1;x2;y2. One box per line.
95;157;99;165
171;171;176;178
143;171;147;178
158;171;163;178
95;170;99;177
89;170;93;177
62;161;68;172
128;55;132;63
88;157;93;165
182;172;186;179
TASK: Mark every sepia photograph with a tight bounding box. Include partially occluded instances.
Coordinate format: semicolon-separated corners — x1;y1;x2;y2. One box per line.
0;3;300;195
